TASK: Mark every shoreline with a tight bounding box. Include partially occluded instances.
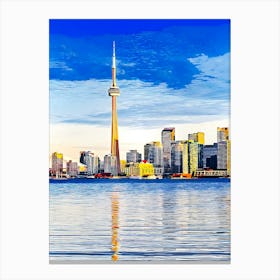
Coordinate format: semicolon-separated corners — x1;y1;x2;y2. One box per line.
49;177;231;183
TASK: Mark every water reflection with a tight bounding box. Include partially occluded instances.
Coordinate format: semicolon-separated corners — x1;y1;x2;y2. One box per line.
49;179;230;263
111;192;119;262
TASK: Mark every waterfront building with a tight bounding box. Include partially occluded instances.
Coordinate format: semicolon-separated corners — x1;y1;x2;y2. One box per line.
99;160;104;173
217;128;230;174
51;152;63;176
195;169;228;177
78;163;87;175
188;140;198;175
187;141;203;174
171;141;184;174
161;127;175;174
188;132;205;145
104;154;117;174
217;127;229;142
123;162;135;177
97;157;101;173
124;161;154;177
80;151;98;175
227;140;231;176
144;141;164;176
108;41;121;175
203;143;218;169
217;141;227;170
66;160;78;177
144;141;163;167
120;160;127;174
198;144;203;169
138;161;154;177
126;150;142;163
182;141;189;174
153;167;164;176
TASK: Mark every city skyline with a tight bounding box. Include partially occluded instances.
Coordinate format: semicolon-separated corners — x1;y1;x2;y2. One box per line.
50;19;230;162
50;125;229;167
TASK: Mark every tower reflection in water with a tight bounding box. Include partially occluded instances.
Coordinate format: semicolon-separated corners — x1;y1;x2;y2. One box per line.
111;192;119;262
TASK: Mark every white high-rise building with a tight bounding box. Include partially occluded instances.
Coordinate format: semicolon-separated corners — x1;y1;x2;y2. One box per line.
104;154;117;175
217;141;227;170
144;141;164;176
126;150;142;163
80;151;99;175
144;141;163;167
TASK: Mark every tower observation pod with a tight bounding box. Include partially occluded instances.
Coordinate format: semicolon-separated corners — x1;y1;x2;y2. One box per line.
108;41;121;175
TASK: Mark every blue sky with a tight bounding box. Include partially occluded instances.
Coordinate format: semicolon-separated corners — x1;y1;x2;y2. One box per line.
49;19;230;161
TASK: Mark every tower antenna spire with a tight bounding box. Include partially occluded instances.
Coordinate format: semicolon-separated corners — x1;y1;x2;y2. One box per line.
112;41;116;69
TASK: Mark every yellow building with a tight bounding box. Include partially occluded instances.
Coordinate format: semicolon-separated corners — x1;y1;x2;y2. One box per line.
217;127;229;142
188;132;204;145
182;141;189;174
120;160;126;173
188;140;198;175
124;161;154;177
139;161;154;177
53;152;63;159
78;163;87;173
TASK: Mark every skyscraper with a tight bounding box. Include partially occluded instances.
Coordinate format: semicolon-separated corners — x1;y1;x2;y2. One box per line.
104;154;117;174
108;41;120;176
161;127;175;174
187;140;203;174
66;160;78;177
144;141;163;167
203;143;218;169
227;140;231;176
188;132;205;144
217;127;229;142
188;140;198;175
182;141;189;174
217;141;227;170
51;152;63;177
217;127;230;174
80;151;98;175
171;141;184;174
126;150;142;163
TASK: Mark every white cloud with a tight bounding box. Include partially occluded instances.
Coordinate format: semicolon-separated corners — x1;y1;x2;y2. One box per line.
186;53;230;98
49;52;230;161
49;61;73;71
50;73;229;128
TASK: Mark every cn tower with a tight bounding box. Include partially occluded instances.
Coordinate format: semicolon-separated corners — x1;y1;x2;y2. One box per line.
108;41;120;175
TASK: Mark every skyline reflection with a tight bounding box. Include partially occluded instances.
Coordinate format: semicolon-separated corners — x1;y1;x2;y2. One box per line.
111;192;119;262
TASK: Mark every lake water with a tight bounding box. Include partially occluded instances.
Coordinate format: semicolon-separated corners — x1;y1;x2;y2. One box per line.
49;178;230;263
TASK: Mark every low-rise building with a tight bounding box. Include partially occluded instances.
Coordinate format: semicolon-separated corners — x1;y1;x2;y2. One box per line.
124;160;154;177
66;160;78;177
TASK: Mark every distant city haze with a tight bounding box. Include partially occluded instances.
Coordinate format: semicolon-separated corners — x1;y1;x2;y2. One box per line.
49;19;230;164
50;121;229;164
